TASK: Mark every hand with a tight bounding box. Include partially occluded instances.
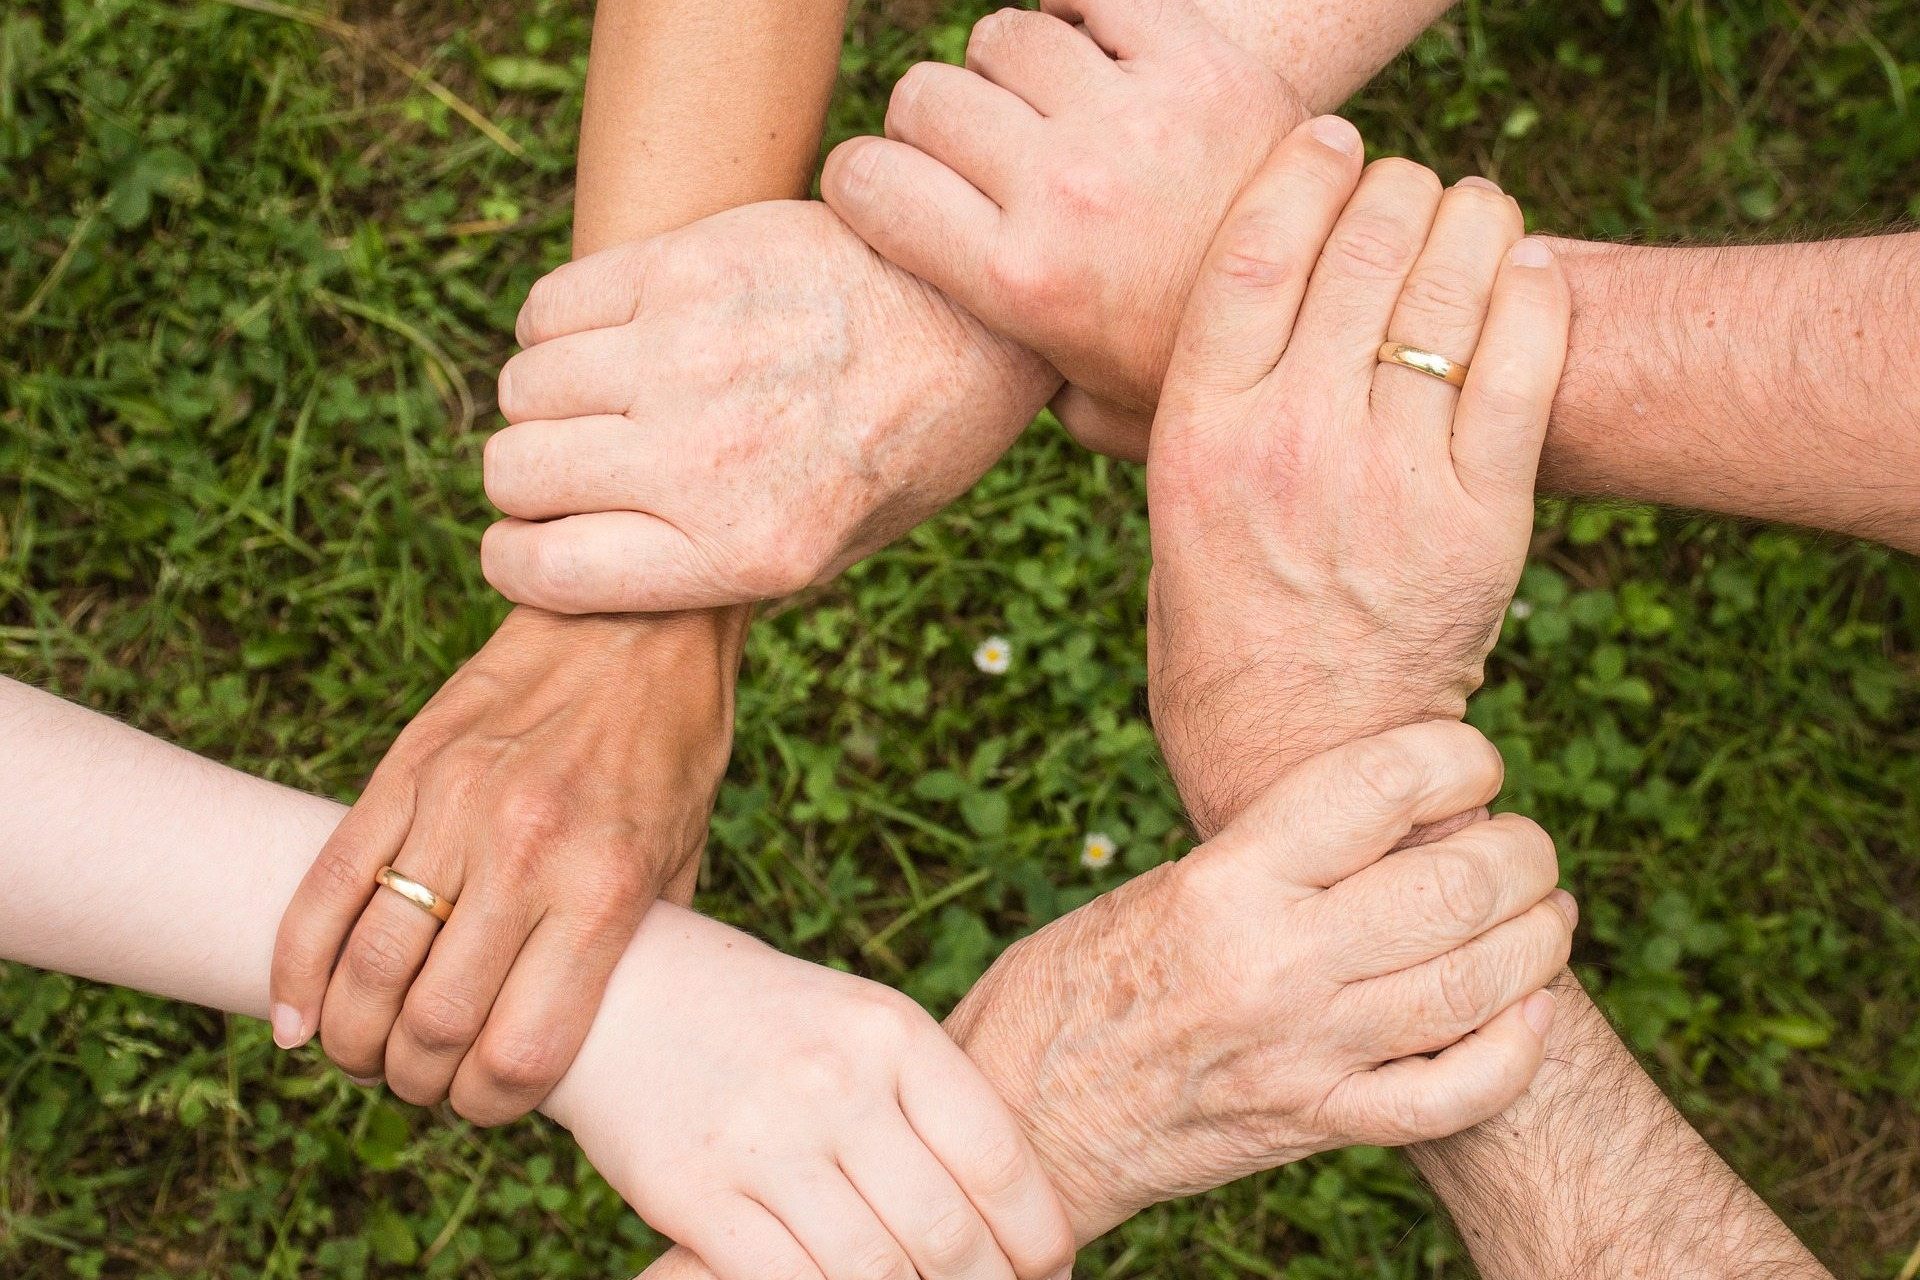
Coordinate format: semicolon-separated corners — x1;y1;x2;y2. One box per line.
1145;121;1571;835
542;906;1075;1280
948;722;1572;1236
630;722;1570;1280
822;0;1302;460
480;199;1057;614
269;607;743;1124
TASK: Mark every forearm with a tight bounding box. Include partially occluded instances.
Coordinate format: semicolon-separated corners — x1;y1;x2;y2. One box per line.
574;0;847;255
0;676;691;1140
1541;234;1920;550
1405;973;1831;1279
1191;0;1452;111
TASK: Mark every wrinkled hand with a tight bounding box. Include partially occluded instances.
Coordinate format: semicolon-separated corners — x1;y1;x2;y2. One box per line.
270;607;742;1124
1146;121;1570;835
823;0;1302;460
481;200;1056;614
634;723;1571;1280
543;905;1074;1280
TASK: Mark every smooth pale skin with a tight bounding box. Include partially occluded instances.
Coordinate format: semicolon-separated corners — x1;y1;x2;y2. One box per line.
1;679;1567;1277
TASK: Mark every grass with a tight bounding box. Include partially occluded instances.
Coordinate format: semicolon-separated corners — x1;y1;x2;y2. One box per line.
2;0;1918;1275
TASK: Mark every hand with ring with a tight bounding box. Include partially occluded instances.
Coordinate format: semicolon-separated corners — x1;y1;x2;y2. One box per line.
1144;117;1572;836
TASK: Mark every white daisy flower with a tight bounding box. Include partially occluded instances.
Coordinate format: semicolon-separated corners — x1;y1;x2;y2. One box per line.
973;636;1012;675
1080;831;1118;870
1508;599;1535;621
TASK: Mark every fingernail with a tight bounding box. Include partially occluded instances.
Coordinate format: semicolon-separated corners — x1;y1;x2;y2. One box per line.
345;1074;382;1088
1509;237;1554;268
1550;888;1579;930
1308;115;1361;155
1522;989;1557;1037
270;1003;310;1050
1456;175;1503;193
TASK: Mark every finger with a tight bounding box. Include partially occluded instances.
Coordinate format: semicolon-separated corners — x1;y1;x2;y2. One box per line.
1371;177;1524;448
496;325;642;424
1318;813;1560;981
1196;720;1506;891
317;831;466;1081
966;7;1120;114
1451;236;1570;504
514;239;660;348
759;1171;915;1280
1040;0;1206;61
448;911;631;1125
822;136;1003;316
483;416;676;521
1351;892;1576;1060
841;1116;1014;1280
1050;384;1150;462
885;62;1039;202
1281;155;1444;398
668;1197;826;1280
480;512;720;616
270;775;415;1049
900;1047;1076;1279
1330;988;1557;1146
380;882;535;1107
1155;116;1364;407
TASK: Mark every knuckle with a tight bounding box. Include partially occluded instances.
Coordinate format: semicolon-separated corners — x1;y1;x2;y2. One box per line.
888;61;936;122
963;1123;1032;1200
965;7;1023;63
1327;211;1421;281
402;988;486;1056
1422;847;1498;934
1344;737;1424;813
1045;161;1123;220
343;920;419;991
309;844;374;901
986;244;1068;314
474;1029;570;1100
1433;947;1495;1029
1211;212;1307;291
1400;263;1486;319
490;788;572;862
918;1199;988;1272
846;1238;913;1280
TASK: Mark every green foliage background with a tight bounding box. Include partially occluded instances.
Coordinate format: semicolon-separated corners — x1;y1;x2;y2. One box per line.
2;0;1917;1275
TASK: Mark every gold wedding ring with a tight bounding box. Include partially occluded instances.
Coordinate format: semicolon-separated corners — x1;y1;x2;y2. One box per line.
376;866;455;923
1378;341;1468;388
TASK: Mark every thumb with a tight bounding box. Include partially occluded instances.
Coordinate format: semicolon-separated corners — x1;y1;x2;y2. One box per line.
1160;115;1364;408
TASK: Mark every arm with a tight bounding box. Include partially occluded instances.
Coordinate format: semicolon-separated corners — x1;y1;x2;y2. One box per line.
1539;234;1920;553
268;0;847;1126
825;2;1920;551
1;676;1075;1280
1407;973;1831;1278
0;678;1569;1276
474;0;1448;616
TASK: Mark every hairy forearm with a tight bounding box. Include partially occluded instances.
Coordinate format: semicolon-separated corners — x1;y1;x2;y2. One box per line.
1405;973;1831;1279
1190;0;1452;111
1542;234;1920;550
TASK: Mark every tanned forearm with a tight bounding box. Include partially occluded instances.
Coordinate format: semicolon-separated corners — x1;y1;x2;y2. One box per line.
509;0;852;801
1406;973;1831;1279
573;0;847;254
1541;234;1920;551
